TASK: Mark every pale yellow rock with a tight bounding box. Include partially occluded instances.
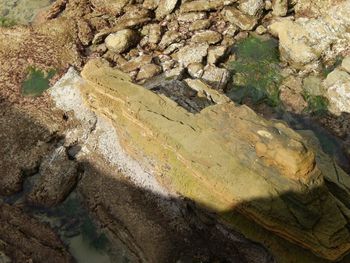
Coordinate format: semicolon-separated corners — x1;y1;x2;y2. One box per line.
79;59;350;261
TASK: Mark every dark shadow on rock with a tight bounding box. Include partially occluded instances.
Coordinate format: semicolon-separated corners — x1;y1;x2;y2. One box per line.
0;100;273;263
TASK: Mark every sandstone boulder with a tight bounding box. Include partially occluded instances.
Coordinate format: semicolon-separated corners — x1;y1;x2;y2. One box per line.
78;59;350;261
324;68;350;115
105;29;139;53
269;1;350;69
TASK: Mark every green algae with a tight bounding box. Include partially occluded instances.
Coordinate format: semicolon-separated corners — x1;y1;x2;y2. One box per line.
0;17;16;27
302;92;329;115
227;36;283;107
21;67;56;97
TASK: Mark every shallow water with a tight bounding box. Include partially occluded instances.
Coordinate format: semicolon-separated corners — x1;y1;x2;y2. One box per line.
2;173;135;263
0;0;54;25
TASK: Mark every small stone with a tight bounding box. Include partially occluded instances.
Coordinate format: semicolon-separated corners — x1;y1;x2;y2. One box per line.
184;78;231;104
207;45;228;65
159;30;182;50
143;0;160;10
239;0;265;17
255;25;267;35
180;0;236;13
178;12;208;22
116;5;152;27
137;64;162;81
191;30;223;44
90;0;130;15
77;19;93;46
223;7;258;31
119;55;153;72
324;69;350;115
105;29;139;53
149;24;163;44
265;0;272;10
173;43;209;67
164;42;185;55
187;63;204;78
223;24;238;37
341;57;350;74
161;59;177;71
279;86;307;113
272;0;288;16
201;65;230;90
189;19;212;31
165;66;186;79
156;0;179;19
303;75;325;96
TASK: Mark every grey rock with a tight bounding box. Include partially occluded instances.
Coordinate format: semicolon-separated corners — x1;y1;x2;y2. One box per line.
172;43;209;67
201;65;230;89
191;30;223;44
239;0;264;17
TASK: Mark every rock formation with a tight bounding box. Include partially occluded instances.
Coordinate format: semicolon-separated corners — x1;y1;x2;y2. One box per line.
77;58;350;261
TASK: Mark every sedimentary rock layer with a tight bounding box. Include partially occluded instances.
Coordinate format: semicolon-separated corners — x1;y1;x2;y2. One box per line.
79;59;350;261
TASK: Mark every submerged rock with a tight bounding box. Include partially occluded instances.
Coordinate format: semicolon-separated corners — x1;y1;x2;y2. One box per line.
79;59;350;261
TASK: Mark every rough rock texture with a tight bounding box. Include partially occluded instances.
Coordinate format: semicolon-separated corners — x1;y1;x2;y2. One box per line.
180;0;236;12
90;0;130;15
27;146;79;207
223;6;258;30
0;202;73;263
156;0;178;19
79;59;350;261
272;0;288;16
105;29;139;53
49;67;274;263
269;0;350;70
239;0;264;17
324;68;350;115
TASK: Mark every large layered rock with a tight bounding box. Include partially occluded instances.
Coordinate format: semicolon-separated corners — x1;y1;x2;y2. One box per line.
79;59;350;261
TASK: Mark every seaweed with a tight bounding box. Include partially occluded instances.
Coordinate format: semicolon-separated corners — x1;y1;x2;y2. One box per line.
0;17;16;27
302;91;329;115
227;36;283;107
